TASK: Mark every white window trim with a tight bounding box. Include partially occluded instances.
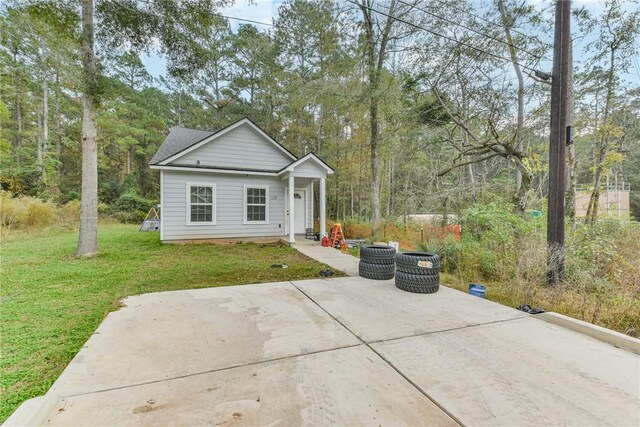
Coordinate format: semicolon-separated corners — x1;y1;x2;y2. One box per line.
186;182;217;225
243;185;270;225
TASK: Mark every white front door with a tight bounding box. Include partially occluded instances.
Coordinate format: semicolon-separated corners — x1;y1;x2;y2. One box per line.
286;189;307;234
294;191;306;234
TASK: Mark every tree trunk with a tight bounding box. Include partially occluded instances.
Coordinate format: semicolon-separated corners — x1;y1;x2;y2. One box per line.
77;0;99;257
358;0;395;239
37;111;43;170
15;99;22;166
565;41;577;228
42;77;49;182
55;71;62;159
586;46;616;225
498;0;525;209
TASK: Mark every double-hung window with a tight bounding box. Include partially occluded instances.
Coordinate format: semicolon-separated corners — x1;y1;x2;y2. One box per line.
244;185;269;224
187;183;216;225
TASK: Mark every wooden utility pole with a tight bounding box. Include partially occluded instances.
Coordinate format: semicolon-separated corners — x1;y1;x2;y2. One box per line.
547;0;571;285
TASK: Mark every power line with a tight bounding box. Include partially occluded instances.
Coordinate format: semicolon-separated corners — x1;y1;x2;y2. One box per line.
428;0;552;48
394;0;544;61
347;0;543;74
128;0;274;27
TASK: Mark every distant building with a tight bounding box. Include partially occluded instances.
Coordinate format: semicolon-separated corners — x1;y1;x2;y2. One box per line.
575;177;631;220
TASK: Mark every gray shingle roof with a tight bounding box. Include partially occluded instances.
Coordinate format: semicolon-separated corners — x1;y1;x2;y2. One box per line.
149;127;215;165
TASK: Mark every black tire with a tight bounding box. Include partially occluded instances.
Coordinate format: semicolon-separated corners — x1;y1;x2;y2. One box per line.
395;251;441;271
359;261;394;274
359;261;395;280
395;265;440;275
395;271;439;285
360;270;395;280
360;245;396;265
395;271;440;293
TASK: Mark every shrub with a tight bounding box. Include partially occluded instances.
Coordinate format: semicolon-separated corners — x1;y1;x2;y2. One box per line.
60;200;81;224
24;197;56;228
0;192;27;229
0;194;56;230
114;190;154;213
112;190;155;223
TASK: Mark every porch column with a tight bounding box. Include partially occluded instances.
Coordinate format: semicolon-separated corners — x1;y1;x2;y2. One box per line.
288;175;295;243
320;177;326;237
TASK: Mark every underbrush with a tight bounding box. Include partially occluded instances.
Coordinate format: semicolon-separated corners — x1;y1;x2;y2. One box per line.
0;191;155;240
341;201;640;336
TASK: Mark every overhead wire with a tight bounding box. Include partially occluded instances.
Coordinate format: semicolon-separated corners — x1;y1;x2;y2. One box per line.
394;0;544;62
126;0;275;27
346;0;543;74
427;0;552;48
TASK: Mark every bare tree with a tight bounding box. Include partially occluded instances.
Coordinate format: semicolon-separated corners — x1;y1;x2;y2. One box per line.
356;0;414;237
584;0;639;224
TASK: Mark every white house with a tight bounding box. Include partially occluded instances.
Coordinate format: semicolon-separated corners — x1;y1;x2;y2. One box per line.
149;118;333;243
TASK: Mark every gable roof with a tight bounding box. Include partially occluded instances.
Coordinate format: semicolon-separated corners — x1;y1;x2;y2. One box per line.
150;118;297;166
149;127;214;165
278;152;334;174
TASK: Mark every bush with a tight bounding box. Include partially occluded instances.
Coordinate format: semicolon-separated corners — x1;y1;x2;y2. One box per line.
0;193;56;230
60;200;81;224
24;198;56;228
0;192;27;229
112;190;155;223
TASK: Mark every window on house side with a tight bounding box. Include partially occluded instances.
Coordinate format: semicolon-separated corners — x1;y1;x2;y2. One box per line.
188;184;215;224
245;186;268;223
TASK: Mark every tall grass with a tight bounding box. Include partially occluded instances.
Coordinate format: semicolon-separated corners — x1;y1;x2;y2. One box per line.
415;202;640;336
338;200;639;336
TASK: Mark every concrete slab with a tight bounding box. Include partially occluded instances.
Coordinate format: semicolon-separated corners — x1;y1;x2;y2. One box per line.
49;282;359;397
294;276;527;342
43;346;457;427
9;275;640;426
372;317;640;427
293;242;359;276
538;312;640;354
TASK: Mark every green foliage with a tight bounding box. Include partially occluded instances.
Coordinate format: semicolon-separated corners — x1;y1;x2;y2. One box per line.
112;190;155;223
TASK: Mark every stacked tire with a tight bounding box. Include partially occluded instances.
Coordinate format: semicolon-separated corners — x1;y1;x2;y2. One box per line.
395;252;440;293
359;245;396;280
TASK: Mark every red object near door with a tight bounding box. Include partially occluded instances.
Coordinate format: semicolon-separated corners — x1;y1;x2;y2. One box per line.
321;236;330;247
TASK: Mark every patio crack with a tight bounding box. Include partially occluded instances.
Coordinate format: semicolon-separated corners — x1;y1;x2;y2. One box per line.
290;281;466;427
59;343;362;399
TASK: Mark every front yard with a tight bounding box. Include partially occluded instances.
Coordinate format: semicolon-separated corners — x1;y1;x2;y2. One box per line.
0;224;336;422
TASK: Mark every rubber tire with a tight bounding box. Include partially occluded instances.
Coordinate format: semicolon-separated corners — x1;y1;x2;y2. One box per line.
360;245;396;265
395;264;440;275
395;271;440;285
395;271;440;293
359;261;394;274
359;261;395;280
395;251;441;270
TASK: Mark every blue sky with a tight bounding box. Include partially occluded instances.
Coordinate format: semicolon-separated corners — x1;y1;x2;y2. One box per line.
141;0;640;87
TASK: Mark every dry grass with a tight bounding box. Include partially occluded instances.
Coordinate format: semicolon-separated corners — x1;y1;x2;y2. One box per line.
339;213;640;336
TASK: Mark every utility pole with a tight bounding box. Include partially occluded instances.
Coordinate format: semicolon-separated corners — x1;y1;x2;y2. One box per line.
547;0;572;285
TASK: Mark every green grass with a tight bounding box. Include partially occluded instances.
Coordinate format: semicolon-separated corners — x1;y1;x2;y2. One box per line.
0;224;339;422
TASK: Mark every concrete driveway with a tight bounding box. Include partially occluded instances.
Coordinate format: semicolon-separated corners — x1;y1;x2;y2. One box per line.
7;277;640;427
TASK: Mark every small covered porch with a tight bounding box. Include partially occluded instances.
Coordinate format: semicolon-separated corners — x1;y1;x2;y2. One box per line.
279;153;334;243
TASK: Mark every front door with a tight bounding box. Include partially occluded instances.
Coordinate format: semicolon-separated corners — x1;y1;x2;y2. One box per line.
286;189;307;234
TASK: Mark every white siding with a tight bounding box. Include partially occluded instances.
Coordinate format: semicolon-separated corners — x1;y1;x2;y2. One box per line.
171;124;293;171
162;170;287;240
290;158;327;178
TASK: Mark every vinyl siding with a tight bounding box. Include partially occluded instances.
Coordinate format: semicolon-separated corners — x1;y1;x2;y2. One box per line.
290;158;327;178
162;170;288;240
170;124;293;171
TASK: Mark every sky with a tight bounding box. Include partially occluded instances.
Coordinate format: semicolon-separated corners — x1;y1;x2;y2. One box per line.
141;0;284;80
141;0;640;87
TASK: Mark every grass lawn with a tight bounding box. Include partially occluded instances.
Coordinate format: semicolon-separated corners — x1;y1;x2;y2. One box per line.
0;224;339;422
